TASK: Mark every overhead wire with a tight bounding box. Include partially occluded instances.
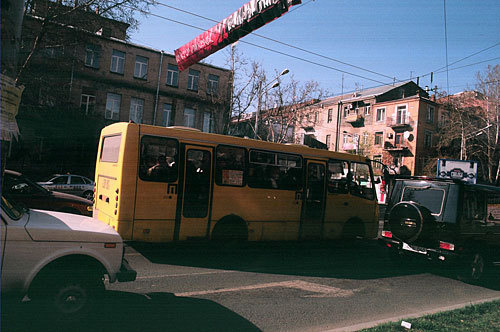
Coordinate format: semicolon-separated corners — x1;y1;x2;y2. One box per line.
122;2;390;85
125;1;499;91
149;0;396;81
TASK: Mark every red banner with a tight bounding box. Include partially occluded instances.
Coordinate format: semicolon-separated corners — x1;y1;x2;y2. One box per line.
175;0;301;71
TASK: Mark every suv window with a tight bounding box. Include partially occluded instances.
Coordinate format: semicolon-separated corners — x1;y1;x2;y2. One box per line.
464;191;486;221
401;186;445;215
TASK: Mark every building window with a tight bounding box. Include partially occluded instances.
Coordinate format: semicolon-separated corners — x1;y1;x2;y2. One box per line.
353;134;359;149
343;106;348;118
343;133;349;145
365;104;371;116
376;107;385;122
327;109;333;123
325;134;331;149
166;64;179;87
187;69;200;91
110;50;125;74
314;112;319;122
425;130;433;148
395;133;404;145
162;103;175;127
203;112;213;133
105;93;121;120
129;97;144;123
80;93;95;115
374;132;383;146
396;105;407;124
207;74;219;95
134;55;148;79
184;108;196;127
85;44;100;69
363;132;369;145
373;155;382;169
427;105;435;123
44;46;63;58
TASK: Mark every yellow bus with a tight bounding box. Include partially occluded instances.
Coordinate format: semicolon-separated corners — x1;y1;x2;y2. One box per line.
93;122;379;243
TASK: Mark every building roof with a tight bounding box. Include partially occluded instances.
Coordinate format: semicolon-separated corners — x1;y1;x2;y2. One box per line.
311;81;417;108
340;81;411;102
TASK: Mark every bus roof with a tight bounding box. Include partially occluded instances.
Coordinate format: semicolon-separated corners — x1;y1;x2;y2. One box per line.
101;122;370;163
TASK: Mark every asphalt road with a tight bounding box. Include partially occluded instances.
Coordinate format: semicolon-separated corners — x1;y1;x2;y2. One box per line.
4;240;500;331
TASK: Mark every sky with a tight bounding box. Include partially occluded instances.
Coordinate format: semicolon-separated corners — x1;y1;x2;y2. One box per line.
130;0;500;97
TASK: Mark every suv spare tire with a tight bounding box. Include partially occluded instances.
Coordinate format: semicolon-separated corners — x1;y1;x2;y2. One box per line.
388;201;424;243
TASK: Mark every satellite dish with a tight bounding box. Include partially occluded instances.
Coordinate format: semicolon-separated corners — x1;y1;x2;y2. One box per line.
403;131;410;139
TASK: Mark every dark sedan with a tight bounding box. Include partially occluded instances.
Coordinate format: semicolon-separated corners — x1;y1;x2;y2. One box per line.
2;170;93;216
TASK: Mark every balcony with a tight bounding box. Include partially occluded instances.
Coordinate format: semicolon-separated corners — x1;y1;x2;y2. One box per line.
384;142;413;156
386;116;414;131
345;113;364;127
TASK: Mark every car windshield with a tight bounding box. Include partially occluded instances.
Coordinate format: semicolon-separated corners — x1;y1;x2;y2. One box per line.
5;173;50;195
401;186;445;215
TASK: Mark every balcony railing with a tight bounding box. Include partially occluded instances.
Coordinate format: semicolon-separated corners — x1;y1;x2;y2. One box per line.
384;141;411;154
345;113;364;127
386;116;414;130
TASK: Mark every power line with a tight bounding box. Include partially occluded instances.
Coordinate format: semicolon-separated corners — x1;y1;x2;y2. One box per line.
149;0;396;81
435;57;500;74
123;3;390;85
128;1;499;90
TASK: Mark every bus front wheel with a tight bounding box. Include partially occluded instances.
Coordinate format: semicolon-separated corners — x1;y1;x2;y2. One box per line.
211;216;248;244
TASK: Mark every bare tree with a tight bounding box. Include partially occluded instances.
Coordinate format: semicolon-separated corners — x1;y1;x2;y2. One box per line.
261;77;325;143
475;64;500;185
433;65;500;184
17;0;153;83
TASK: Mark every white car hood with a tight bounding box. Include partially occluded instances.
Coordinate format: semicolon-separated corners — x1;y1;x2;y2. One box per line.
26;209;122;243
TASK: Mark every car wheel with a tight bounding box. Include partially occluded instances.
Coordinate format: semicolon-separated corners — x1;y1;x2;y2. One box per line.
458;252;486;283
32;273;104;321
83;191;94;201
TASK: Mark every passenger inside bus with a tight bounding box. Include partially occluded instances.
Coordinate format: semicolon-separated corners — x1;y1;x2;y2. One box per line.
147;155;174;181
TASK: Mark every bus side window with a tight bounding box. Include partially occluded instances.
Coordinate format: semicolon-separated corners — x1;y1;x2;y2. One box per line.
328;160;349;194
350;162;375;200
215;145;246;187
139;136;179;183
247;150;302;190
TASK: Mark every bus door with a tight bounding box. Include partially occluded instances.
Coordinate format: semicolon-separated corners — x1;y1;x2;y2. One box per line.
133;135;179;242
175;145;213;241
300;160;327;239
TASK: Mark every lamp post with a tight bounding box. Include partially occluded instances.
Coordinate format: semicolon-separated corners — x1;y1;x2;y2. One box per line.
255;68;289;138
460;124;492;160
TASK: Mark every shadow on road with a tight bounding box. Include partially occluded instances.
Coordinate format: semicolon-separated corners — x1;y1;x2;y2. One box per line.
2;290;261;332
130;240;433;280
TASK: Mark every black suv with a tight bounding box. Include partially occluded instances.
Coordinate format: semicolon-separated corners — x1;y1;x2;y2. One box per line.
380;177;500;283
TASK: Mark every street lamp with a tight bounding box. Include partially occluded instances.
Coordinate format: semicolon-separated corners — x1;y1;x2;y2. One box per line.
255;68;289;138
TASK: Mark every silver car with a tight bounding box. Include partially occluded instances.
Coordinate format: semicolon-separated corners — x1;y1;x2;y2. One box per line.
38;174;94;200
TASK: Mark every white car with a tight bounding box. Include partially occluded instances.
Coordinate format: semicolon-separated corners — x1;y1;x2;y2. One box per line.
38;174;95;200
1;195;136;319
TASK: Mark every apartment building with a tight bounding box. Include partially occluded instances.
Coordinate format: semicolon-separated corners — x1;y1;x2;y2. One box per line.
14;1;232;175
295;81;440;176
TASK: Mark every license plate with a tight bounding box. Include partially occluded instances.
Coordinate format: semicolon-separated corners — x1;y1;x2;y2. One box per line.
402;242;427;255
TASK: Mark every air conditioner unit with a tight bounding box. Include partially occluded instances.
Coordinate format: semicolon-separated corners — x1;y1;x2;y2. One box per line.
387;133;393;139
